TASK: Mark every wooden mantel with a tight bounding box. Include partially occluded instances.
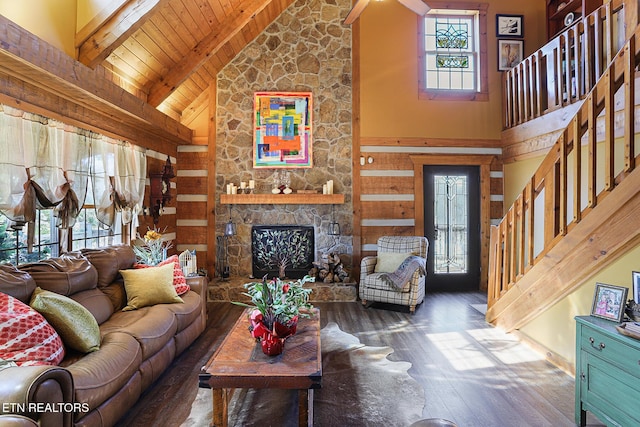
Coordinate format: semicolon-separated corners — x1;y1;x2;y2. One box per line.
220;194;345;205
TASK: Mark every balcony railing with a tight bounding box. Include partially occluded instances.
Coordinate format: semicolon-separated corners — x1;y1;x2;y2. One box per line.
502;0;626;129
489;22;640;310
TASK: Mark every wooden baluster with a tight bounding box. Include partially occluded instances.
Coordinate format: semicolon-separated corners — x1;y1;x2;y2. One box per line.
623;39;635;173
527;178;535;267
559;131;568;236
604;69;614;192
516;194;525;279
572;115;582;223
587;94;597;207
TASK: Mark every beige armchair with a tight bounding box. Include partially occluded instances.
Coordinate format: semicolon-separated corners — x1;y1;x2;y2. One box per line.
359;236;428;313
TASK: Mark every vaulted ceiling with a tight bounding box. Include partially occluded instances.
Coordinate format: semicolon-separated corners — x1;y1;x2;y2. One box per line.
76;0;297;125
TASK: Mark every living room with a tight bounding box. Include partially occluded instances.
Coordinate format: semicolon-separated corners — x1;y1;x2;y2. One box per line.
1;0;640;425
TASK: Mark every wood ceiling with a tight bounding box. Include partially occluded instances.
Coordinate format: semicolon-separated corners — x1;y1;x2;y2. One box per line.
76;0;297;125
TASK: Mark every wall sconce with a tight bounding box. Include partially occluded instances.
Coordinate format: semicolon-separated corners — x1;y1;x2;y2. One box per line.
148;156;175;224
328;205;341;236
224;205;236;236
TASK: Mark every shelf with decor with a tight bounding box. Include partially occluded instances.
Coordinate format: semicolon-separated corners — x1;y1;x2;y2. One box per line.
547;0;601;39
220;193;345;205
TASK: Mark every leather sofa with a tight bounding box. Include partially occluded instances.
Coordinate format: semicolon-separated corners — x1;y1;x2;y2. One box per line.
0;245;207;427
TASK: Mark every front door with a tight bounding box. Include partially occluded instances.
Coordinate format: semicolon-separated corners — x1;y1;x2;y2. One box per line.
424;165;480;291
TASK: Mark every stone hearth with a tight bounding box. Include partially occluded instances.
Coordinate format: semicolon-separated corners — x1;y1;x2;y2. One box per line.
208;276;357;303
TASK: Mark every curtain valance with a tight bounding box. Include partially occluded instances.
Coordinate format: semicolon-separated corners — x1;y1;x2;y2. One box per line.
0;105;147;251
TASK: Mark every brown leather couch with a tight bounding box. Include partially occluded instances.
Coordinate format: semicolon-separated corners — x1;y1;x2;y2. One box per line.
0;245;207;427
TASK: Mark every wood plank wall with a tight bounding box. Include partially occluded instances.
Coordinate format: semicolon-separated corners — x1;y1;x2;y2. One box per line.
358;137;503;290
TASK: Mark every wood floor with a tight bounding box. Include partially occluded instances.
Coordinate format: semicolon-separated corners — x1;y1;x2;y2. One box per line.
118;292;605;427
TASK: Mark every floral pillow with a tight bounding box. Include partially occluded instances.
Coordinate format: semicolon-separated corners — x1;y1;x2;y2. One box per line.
134;255;190;295
0;292;65;366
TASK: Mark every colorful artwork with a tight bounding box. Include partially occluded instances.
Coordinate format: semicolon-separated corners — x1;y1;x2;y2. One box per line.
253;91;313;168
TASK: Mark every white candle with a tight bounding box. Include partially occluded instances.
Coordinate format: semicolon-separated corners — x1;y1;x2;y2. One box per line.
226;184;231;195
322;184;328;194
327;180;334;194
231;185;237;194
249;179;255;189
240;181;246;189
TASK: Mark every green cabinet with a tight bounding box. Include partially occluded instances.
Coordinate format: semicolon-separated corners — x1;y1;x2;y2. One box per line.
575;316;640;426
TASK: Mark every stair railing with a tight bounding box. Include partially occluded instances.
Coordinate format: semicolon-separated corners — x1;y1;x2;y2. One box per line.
488;23;640;309
503;0;626;129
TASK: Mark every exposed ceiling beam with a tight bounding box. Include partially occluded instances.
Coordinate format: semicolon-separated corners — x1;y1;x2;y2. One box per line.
75;0;129;47
77;0;171;69
0;15;192;145
344;0;370;25
146;0;277;107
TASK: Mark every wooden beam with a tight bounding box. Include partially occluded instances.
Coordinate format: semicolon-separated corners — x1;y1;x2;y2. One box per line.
0;15;192;145
77;0;171;69
207;82;217;279
344;0;370;25
75;0;129;47
146;0;277;107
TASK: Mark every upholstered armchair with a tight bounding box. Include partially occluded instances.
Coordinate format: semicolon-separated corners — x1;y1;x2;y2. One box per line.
359;236;428;313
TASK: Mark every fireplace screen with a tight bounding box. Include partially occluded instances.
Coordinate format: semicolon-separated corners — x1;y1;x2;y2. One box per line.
251;225;315;279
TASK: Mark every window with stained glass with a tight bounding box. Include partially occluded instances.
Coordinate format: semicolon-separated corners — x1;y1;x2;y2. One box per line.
424;12;479;91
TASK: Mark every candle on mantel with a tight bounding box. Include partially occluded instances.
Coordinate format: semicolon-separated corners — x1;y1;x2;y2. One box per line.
249;179;255;189
240;181;246;189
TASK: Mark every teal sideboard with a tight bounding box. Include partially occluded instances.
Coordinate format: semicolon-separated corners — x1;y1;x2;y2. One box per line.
575;316;640;426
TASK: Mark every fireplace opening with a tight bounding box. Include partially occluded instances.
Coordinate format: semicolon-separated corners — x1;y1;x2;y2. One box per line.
251;225;315;279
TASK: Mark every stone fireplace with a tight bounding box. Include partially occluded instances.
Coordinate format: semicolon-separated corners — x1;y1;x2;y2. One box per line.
251;225;315;279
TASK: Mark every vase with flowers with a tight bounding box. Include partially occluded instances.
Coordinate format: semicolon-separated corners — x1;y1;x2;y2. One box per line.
234;274;314;356
132;226;173;266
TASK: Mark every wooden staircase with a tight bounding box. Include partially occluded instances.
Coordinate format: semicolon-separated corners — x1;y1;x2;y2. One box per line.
487;0;640;332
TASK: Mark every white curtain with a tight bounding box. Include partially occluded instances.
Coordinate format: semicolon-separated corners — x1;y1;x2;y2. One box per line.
0;104;147;251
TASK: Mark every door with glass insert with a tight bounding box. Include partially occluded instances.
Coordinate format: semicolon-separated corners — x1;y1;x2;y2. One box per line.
424;165;480;291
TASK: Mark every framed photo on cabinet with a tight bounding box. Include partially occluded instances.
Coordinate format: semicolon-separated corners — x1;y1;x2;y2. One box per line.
632;271;640;303
591;283;628;322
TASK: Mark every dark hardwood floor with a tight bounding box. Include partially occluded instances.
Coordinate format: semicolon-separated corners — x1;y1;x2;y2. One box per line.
118;292;604;427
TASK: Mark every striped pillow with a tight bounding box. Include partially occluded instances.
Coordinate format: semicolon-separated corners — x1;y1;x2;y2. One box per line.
0;292;65;366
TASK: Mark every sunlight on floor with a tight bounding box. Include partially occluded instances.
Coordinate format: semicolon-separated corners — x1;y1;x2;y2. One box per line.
466;328;544;365
426;326;545;371
426;331;496;371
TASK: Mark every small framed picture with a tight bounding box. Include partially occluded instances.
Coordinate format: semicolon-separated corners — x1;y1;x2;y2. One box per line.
632;271;640;302
591;283;628;322
498;39;524;71
496;14;524;38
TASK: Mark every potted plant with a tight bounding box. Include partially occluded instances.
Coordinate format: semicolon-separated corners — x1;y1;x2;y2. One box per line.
234;274;314;355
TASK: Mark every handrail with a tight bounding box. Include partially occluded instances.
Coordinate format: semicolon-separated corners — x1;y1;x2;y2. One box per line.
488;23;640;309
502;0;625;129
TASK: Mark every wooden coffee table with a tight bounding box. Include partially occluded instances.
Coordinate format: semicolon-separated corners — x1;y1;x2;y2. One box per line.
199;308;321;427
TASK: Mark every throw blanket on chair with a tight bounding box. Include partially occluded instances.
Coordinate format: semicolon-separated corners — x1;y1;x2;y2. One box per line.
379;255;426;290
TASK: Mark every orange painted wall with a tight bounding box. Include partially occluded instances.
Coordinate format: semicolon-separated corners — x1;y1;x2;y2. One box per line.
359;0;546;140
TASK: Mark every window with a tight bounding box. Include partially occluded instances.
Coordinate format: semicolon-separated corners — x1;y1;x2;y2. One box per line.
0;210;59;265
419;3;488;101
71;208;123;251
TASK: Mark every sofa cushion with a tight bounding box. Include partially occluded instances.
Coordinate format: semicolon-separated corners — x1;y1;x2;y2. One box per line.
133;255;190;295
81;246;136;289
30;287;100;353
0;264;36;303
120;263;183;311
21;252;98;296
374;252;414;273
63;331;142;412
0;292;65;366
99;307;177;361
158;290;202;332
70;288;114;325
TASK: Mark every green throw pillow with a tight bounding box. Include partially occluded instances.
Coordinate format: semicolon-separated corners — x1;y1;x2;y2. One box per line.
374;252;415;273
120;263;183;311
30;287;101;353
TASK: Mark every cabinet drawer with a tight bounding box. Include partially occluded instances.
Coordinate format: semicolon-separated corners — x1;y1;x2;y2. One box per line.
580;326;640;377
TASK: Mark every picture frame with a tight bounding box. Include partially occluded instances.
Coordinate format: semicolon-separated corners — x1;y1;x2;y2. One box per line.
496;14;524;38
591;283;628;322
253;91;313;169
632;271;640;303
498;39;524;71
